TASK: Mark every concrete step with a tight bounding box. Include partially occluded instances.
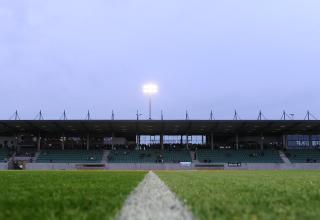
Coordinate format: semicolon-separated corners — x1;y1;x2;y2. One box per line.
279;150;291;164
190;151;198;163
102;150;110;163
33;152;41;162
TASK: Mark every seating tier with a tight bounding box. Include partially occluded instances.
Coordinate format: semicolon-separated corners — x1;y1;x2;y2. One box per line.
197;149;283;163
108;150;191;163
36;150;103;163
0;149;9;162
285;149;320;163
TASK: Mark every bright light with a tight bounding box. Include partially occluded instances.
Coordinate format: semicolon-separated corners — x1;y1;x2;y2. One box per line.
143;83;158;95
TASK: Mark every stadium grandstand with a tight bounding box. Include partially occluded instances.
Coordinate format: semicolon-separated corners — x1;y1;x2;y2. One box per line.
1;117;320;170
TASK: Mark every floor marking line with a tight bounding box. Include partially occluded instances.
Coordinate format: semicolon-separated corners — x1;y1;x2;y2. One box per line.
118;171;195;220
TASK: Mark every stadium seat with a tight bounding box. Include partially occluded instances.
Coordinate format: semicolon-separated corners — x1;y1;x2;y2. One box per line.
36;150;103;163
285;149;320;163
108;149;192;163
0;149;9;162
196;149;283;163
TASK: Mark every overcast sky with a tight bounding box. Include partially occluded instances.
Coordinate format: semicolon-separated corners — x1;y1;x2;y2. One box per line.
0;0;319;120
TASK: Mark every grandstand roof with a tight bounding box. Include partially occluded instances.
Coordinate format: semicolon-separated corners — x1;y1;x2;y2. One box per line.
0;120;320;136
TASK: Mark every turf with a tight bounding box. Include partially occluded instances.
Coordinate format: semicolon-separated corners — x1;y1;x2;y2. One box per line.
157;170;320;220
0;171;146;220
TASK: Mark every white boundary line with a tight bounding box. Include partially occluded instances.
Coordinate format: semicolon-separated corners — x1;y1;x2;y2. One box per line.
118;171;195;220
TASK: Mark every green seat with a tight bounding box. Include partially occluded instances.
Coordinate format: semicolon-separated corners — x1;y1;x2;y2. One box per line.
285;150;320;163
197;149;283;163
108;150;192;163
36;150;103;163
0;149;9;162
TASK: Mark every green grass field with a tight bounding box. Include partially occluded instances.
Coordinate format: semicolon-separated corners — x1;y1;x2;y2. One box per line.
0;171;146;220
158;171;320;220
1;170;320;220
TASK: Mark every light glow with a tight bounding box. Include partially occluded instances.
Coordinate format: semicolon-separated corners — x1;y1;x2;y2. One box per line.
143;83;158;95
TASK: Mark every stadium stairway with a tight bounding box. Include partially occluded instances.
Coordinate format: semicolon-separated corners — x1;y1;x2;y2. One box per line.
33;151;41;162
190;151;199;164
102;150;110;163
279;151;291;164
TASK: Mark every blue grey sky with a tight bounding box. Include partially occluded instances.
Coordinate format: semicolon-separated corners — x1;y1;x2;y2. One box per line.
0;0;319;120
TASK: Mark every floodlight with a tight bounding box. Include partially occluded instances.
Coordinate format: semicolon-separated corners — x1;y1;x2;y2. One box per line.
142;83;159;120
143;83;158;95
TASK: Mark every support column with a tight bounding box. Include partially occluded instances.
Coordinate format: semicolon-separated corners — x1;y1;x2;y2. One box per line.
15;135;19;151
37;134;41;152
160;134;164;150
282;134;287;149
61;134;65;150
186;135;189;150
235;133;239;150
136;135;138;148
112;132;115;150
309;135;313;148
210;132;214;151
180;135;183;146
86;133;90;150
260;133;264;151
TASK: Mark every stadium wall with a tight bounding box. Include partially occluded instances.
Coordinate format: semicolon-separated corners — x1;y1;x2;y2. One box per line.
225;163;320;170
107;163;193;170
22;162;320;170
0;163;8;170
24;163;193;170
25;163;77;170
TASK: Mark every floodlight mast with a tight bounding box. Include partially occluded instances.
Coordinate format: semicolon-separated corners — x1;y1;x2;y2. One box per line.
148;96;152;120
143;83;158;120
